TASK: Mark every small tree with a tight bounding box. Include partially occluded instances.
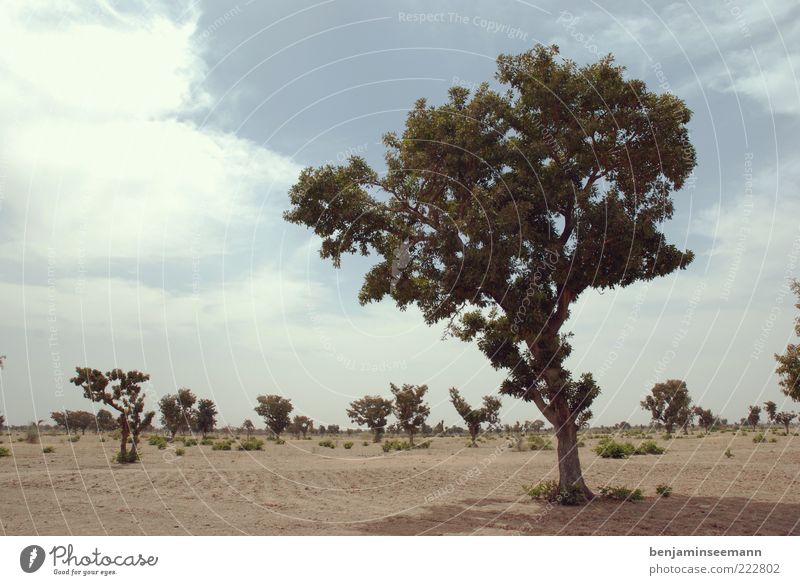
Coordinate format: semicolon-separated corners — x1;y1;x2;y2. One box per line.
51;411;70;432
390;383;430;445
764;400;796;433
692;407;717;433
746;405;761;430
776;280;800;403
194;399;217;438
531;419;546;433
95;409;118;432
641;380;693;435
0;413;5;430
290;415;313;439
254;395;293;438
449;388;502;447
159;388;197;439
346;395;394;442
241;419;255;438
52;410;98;435
69;368;155;463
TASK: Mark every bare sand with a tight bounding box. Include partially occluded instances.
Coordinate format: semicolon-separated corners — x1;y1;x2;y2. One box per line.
1;432;799;535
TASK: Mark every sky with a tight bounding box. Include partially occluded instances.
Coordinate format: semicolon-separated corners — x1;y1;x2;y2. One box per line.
0;0;799;430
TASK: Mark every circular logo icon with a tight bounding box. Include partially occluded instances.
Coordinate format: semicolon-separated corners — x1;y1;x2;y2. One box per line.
20;545;46;573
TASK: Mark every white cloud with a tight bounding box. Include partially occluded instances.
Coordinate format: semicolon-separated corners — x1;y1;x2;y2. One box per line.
0;0;301;264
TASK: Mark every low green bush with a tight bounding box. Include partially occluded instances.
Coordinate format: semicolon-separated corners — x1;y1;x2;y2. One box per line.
275;438;286;445
634;440;665;455
148;435;169;450
318;439;336;449
599;485;644;502
200;437;215;446
724;448;733;458
0;446;10;457
594;438;636;459
752;433;766;444
343;441;353;449
382;439;411;452
237;438;264;451
414;440;432;449
175;448;185;456
113;450;139;463
655;484;672;497
523;480;585;506
69;435;81;443
527;435;553;451
212;439;235;451
362;441;369;446
42;446;55;453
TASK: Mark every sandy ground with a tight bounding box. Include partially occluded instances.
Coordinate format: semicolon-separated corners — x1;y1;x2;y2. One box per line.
1;431;799;535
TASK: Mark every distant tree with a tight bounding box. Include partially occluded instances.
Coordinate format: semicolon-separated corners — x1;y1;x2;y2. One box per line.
194;399;217;438
290;415;314;439
347;395;394;442
317;424;327;436
51;410;94;434
641;380;693;435
71;411;95;434
775;280;800;403
764;400;796;433
0;413;5;430
449;388;501;447
69;368;155;463
614;421;632;431
390;383;430;445
433;420;445;436
254;395;293;438
159;388;197;439
51;411;68;432
746;405;761;430
241;419;255;438
95;409;118;432
692;407;717;433
327;424;341;435
531;420;545;433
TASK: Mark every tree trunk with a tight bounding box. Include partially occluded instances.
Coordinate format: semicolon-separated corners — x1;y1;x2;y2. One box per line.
119;422;129;462
373;428;383;443
784;422;790;434
408;430;414;446
469;427;478;447
555;420;593;500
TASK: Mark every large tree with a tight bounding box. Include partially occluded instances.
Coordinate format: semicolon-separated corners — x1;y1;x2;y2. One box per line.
285;45;695;499
390;383;430;445
449;388;502;447
641;380;693;435
746;405;761;430
254;395;293;438
69;368;155;463
194;399;218;438
51;410;94;435
776;280;800;402
290;415;314;439
346;395;394;442
95;409;118;432
692;406;717;433
763;400;796;434
159;388;197;440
